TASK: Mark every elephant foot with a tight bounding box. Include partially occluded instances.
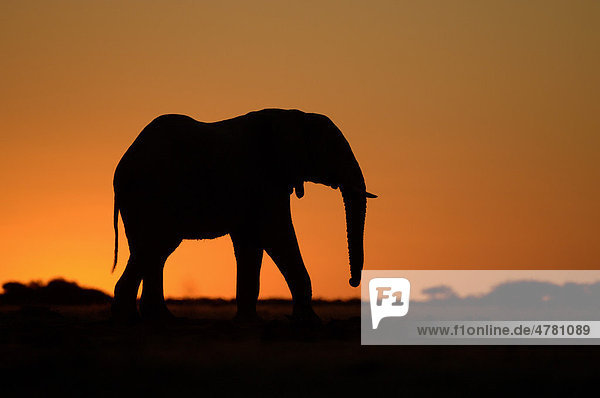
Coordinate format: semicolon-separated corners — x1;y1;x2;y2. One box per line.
110;302;141;325
233;310;263;326
290;304;322;327
139;303;176;323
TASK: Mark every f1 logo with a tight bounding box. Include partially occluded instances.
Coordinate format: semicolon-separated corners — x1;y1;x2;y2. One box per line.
369;278;410;329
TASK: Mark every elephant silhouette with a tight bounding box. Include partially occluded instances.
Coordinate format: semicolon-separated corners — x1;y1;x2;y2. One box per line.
111;109;376;322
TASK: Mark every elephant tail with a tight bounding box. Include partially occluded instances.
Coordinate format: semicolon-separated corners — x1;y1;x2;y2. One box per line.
112;193;119;273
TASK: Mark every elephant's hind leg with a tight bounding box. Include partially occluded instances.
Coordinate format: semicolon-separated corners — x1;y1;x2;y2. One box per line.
112;255;143;322
137;237;181;321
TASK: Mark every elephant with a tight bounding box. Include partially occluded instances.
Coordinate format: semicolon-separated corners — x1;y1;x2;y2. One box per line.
111;108;376;323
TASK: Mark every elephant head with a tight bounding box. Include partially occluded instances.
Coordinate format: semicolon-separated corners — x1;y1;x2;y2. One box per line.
284;112;377;287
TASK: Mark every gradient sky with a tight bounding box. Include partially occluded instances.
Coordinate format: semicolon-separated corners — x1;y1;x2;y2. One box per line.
1;1;598;299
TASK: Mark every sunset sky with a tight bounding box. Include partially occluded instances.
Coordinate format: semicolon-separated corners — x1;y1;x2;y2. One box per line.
1;1;598;299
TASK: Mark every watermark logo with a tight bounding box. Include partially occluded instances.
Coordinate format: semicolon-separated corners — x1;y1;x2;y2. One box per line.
369;277;411;329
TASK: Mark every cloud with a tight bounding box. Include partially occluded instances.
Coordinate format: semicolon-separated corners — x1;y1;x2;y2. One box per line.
408;280;600;320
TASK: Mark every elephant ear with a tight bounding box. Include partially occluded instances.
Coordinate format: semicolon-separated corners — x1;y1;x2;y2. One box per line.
265;110;311;196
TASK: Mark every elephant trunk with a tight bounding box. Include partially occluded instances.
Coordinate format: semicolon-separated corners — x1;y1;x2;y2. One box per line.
341;185;367;287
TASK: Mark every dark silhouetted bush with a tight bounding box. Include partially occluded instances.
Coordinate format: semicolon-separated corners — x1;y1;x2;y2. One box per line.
0;278;111;305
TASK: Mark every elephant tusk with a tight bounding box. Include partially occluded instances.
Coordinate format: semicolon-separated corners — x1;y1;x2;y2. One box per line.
342;184;378;199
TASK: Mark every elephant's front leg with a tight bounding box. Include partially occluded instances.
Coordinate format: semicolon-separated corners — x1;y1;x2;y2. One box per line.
262;204;321;325
231;232;263;322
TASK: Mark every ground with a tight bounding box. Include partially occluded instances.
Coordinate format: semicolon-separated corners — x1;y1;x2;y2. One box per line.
0;300;596;396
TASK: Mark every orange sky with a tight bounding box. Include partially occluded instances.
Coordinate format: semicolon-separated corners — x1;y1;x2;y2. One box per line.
1;1;598;299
